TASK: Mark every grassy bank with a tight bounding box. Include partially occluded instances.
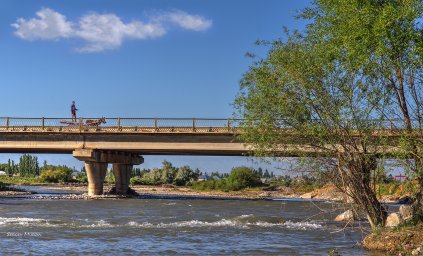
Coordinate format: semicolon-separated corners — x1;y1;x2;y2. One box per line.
0;176;48;185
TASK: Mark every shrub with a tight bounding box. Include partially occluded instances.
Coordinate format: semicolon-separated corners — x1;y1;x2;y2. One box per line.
191;179;229;191
227;167;261;190
130;177;143;185
105;170;115;184
141;169;162;185
174;166;198;186
39;167;72;183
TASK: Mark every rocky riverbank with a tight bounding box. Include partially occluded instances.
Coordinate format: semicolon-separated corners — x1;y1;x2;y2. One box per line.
363;223;423;255
0;183;415;204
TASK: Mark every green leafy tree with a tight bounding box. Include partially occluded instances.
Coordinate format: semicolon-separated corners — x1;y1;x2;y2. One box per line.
232;0;423;228
160;160;176;184
227;167;261;190
301;0;423;217
18;154;40;177
39;165;73;183
174;166;198;186
258;167;263;178
141;168;162;185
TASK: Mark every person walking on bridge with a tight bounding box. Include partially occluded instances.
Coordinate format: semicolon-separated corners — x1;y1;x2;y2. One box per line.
71;101;78;122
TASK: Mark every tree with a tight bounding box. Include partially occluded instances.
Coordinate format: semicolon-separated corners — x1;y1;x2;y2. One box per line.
39;165;73;183
258;167;263;178
18;154;40;177
160;160;176;184
232;0;423;228
174;166;198;186
142;168;162;185
301;0;423;216
227;167;261;190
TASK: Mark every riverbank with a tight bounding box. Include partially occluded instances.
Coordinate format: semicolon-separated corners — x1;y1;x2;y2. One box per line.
2;183;344;200
0;182;414;203
1;175;417;203
363;223;423;255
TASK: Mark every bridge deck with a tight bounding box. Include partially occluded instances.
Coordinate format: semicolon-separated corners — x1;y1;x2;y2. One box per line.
0;117;420;156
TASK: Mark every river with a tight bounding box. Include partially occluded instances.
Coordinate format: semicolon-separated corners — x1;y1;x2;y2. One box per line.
0;189;383;255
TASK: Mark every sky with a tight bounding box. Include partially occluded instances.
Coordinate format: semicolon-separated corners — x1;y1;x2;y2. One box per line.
0;0;312;173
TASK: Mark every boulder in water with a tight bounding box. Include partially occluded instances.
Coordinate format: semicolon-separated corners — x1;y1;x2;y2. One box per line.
334;209;356;222
299;192;315;199
385;212;403;227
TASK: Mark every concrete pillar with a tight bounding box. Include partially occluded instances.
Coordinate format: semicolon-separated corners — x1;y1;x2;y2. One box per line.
112;164;133;195
85;162;108;196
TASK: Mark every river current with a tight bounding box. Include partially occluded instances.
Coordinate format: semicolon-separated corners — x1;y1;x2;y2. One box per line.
0;191;381;255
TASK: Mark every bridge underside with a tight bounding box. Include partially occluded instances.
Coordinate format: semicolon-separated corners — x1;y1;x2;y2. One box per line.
0;131;410;195
0;132;253;156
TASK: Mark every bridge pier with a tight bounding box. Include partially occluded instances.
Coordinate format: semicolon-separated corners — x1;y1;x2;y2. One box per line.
85;162;108;196
113;164;132;195
73;149;143;196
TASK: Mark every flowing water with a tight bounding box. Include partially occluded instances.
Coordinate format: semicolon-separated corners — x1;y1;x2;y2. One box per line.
0;191;382;255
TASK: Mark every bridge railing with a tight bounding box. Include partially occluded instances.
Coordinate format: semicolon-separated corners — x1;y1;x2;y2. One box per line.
0;117;244;133
0;117;420;133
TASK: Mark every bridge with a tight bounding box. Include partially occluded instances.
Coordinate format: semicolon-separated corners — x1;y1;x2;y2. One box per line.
0;117;420;196
0;117;250;196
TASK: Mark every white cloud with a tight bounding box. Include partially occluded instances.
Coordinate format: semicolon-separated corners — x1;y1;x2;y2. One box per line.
162;10;212;31
12;8;212;52
75;13;165;52
12;8;73;40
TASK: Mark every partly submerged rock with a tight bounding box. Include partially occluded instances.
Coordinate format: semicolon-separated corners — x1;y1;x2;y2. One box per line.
334;209;356;222
299;192;315;199
386;212;403;227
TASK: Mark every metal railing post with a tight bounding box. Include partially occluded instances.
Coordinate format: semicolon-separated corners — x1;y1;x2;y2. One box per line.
6;117;9;130
192;118;196;132
42;117;45;130
227;118;231;132
117;117;121;131
154;118;158;131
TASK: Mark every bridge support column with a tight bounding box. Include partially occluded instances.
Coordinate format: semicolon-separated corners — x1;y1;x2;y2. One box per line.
85;162;108;196
73;149;144;196
113;164;132;195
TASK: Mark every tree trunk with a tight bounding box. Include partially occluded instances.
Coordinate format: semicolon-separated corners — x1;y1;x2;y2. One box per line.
414;177;423;217
338;154;387;229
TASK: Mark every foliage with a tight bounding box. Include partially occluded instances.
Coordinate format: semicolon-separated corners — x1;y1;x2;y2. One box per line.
233;0;423;229
227;167;261;190
0;176;46;185
105;170;115;184
39;165;73;183
192;167;261;191
306;0;423;214
191;179;230;191
138;161;199;186
174;166;199;186
130;176;143;185
73;168;88;183
18;154;40;177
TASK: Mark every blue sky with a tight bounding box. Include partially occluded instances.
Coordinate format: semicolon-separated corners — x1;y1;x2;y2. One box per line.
0;0;311;173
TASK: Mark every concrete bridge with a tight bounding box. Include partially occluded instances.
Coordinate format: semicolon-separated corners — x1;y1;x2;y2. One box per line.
0;117;420;196
0;117;251;196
